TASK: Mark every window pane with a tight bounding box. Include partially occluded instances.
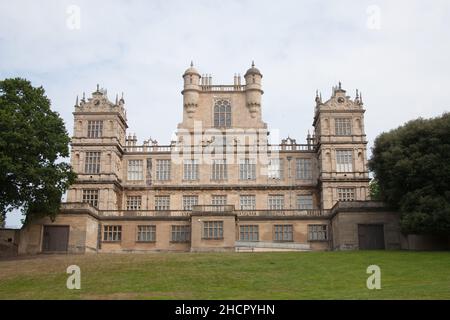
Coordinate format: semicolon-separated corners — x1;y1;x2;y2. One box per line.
214;100;232;128
336;150;353;172
128;160;144;180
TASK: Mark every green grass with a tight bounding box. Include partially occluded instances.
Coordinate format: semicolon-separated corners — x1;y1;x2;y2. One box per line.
0;251;449;299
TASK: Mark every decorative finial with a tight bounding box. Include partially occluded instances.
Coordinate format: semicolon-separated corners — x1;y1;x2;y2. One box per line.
96;84;99;92
356;89;359;98
82;92;85;101
252;60;255;67
190;60;193;67
115;93;118;105
338;81;342;89
75;95;79;106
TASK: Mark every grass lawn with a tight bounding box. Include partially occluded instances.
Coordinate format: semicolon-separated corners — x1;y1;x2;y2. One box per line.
0;251;449;299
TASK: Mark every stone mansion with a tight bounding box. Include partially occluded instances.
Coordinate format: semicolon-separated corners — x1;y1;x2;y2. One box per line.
17;63;402;254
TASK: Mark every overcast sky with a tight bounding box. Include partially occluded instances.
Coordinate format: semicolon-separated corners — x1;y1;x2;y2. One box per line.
1;0;449;227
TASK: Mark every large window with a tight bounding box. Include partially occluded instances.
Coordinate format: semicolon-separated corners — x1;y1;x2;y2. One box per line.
214;99;231;128
128;160;144;180
274;225;293;241
240;225;259;241
82;189;99;207
335;118;352;136
126;196;142;210
182;195;198;211
203;221;224;239
85;151;101;174
171;225;190;242
183;159;199;181
239;158;256;180
156;159;171;181
211;195;227;206
308;225;328;241
336;150;353;172
103;225;122;242
268;158;283;179
155;196;170;210
240;195;256;210
137;225;156;242
268;195;284;210
296;158;312;180
297;195;313;210
338;188;355;201
87;120;103;138
211;159;227;180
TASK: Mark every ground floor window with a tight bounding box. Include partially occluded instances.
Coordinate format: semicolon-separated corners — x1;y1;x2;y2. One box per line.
203;221;224;239
274;224;293;241
308;224;328;241
239;225;259;241
103;225;122;242
137;225;156;242
171;225;190;242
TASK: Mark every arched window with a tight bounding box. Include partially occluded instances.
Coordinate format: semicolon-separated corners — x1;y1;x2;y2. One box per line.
214;99;231;128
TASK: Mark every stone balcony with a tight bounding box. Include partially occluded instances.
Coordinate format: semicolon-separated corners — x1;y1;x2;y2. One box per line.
123;143;316;153
61;203;330;219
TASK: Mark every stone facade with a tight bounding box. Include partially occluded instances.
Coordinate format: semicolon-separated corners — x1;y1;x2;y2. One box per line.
16;63;402;254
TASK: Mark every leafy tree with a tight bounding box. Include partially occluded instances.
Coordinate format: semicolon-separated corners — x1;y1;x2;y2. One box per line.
0;78;76;225
369;178;381;201
369;113;450;235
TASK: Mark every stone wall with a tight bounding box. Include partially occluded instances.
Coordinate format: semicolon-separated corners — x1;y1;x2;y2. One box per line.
330;201;401;250
18;212;99;255
0;228;20;258
401;234;450;251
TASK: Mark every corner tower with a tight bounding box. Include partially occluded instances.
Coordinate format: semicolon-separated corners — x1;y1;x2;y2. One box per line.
66;86;128;210
313;83;370;209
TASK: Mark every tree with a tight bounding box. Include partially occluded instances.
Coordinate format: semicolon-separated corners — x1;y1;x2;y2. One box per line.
0;78;76;225
369;113;450;235
369;178;381;201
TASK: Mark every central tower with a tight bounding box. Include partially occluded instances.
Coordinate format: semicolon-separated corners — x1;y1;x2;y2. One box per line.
178;62;267;133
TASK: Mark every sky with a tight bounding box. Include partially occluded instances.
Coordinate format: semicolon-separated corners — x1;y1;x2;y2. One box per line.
1;0;449;228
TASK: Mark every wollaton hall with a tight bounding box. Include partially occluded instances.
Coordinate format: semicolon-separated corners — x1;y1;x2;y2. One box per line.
18;63;402;254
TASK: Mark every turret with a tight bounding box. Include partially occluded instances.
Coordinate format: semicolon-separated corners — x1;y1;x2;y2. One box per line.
67;84;128;210
244;61;263;118
312;82;370;209
182;61;201;118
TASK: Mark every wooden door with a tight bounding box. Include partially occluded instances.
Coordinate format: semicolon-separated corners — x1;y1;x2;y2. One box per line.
358;224;385;250
42;226;69;252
